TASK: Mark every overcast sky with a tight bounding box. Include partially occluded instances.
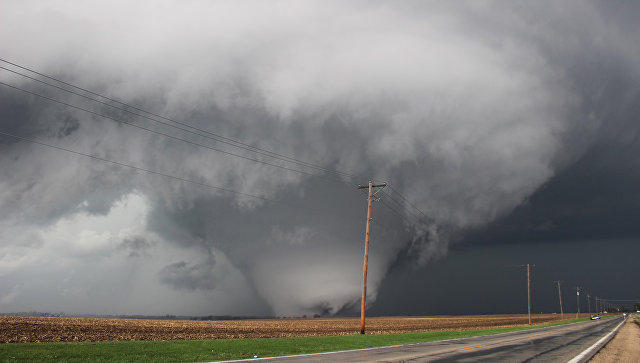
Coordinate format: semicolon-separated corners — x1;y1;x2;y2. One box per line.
1;1;639;317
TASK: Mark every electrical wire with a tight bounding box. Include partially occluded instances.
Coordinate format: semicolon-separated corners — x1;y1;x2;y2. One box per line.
387;185;428;219
381;190;423;223
0;58;356;179
0;81;430;235
379;199;417;225
0;130;292;204
0;130;375;249
0;59;442;221
0;81;350;183
0;58;440;234
358;184;423;230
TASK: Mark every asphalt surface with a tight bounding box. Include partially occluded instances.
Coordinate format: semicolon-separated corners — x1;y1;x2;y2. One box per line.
236;316;624;362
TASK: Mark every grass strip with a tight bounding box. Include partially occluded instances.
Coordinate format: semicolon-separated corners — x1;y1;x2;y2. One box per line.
0;317;601;362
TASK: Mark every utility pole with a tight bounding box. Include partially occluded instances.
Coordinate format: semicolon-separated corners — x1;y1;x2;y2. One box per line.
575;287;581;318
587;294;591;316
554;281;564;320
522;264;535;325
357;181;386;334
595;296;599;315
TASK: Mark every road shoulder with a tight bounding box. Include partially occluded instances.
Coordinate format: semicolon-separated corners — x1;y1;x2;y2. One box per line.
590;316;640;362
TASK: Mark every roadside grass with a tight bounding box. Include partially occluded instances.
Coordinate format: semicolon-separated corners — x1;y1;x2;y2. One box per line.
0;317;597;362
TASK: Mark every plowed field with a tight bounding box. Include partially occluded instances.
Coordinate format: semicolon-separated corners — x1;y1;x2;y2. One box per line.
1;314;578;343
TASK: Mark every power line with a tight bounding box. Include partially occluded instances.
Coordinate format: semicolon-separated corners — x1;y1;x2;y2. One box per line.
0;81;349;183
378;198;411;222
0;58;441;231
358;188;406;232
1;130;376;250
381;191;423;224
360;184;428;233
0;130;292;205
388;188;428;220
0;65;314;172
0;58;355;179
382;185;435;229
0;58;444;235
360;185;422;226
387;185;429;219
3;78;432;240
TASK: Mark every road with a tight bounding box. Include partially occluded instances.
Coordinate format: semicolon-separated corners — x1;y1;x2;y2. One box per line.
231;316;624;362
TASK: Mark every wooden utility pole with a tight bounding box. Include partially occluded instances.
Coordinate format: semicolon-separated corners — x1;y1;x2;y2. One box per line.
357;181;386;334
587;294;591;315
595;296;599;315
522;264;534;325
554;281;564;320
575;287;581;318
527;264;532;325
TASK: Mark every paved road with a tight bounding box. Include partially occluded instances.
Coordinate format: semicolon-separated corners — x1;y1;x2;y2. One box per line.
235;317;624;362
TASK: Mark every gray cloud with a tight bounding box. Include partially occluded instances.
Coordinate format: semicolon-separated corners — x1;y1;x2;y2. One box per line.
0;0;639;316
119;236;152;258
158;259;217;291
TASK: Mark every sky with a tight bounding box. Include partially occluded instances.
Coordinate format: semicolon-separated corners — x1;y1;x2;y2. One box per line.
0;0;639;317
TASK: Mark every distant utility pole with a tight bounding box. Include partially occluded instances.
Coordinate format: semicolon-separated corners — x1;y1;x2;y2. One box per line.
522;264;535;325
595;296;599;315
554;281;564;320
587;294;591;315
357;180;386;334
575;287;581;318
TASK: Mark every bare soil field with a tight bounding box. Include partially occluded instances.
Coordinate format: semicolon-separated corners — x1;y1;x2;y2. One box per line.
0;314;580;343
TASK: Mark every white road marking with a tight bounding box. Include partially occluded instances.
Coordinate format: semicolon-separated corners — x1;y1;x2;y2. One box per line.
567;316;626;363
212;319;599;362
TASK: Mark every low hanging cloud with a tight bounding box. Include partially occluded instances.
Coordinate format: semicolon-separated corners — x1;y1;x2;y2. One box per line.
1;0;639;316
118;236;153;258
158;259;218;291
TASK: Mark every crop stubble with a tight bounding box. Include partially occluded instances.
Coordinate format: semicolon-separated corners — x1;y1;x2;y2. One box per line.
1;314;566;343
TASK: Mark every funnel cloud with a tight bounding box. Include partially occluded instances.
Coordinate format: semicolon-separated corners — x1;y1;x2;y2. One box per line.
1;1;639;316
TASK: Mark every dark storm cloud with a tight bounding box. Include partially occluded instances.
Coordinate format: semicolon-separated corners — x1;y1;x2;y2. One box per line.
1;0;639;316
0;89;76;145
158;259;217;291
119;236;152;258
462;130;640;245
372;239;640;316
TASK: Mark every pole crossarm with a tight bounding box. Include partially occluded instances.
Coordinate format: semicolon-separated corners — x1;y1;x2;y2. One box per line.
357;183;388;189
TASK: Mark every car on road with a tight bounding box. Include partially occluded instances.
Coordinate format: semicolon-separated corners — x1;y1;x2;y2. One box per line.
590;315;600;320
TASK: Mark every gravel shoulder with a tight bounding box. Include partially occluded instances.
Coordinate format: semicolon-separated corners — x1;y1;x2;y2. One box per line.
591;315;640;362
